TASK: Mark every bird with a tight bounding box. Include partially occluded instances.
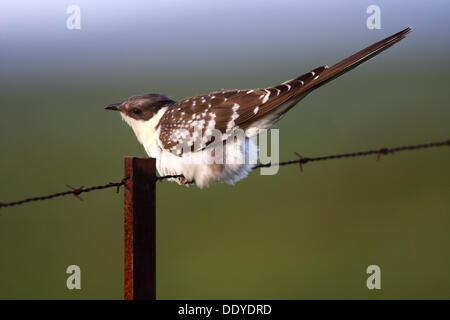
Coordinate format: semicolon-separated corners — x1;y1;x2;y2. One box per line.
106;27;412;188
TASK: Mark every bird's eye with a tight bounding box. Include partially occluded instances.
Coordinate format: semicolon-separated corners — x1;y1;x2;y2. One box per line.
132;108;141;115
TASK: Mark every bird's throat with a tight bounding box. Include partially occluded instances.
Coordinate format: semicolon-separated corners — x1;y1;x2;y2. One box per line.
121;106;168;157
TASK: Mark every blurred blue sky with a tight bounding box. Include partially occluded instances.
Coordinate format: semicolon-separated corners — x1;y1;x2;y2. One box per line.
2;0;449;85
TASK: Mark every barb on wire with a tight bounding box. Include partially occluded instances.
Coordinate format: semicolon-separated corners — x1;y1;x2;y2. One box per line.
294;152;306;172
1;139;448;209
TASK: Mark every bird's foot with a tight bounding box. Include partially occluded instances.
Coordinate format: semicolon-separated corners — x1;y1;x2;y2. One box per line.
178;176;194;185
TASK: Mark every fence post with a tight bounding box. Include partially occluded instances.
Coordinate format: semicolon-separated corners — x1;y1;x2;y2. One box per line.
124;157;156;300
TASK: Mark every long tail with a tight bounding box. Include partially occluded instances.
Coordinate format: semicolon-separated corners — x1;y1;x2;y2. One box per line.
301;27;412;93
252;27;413;122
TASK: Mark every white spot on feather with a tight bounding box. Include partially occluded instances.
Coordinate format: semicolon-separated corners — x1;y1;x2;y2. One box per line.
262;89;271;103
227;104;240;130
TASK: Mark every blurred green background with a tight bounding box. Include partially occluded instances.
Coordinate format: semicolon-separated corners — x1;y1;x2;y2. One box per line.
1;0;449;299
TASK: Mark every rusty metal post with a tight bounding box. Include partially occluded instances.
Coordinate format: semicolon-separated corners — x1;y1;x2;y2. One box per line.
124;157;156;300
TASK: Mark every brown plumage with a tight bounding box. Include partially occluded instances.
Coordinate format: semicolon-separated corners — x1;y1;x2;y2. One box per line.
158;27;412;155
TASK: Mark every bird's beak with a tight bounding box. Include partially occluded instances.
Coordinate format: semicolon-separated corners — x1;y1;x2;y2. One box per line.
105;103;122;111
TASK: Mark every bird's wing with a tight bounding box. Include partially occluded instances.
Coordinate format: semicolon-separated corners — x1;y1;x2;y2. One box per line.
158;27;411;155
158;65;329;154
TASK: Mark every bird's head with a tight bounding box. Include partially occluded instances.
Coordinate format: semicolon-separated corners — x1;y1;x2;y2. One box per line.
105;93;174;121
105;93;175;145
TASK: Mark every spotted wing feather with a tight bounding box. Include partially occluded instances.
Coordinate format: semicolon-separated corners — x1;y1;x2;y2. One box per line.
157;70;320;153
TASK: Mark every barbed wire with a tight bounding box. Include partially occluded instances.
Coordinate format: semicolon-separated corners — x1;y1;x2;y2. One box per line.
1;138;448;209
0;177;130;208
253;139;450;170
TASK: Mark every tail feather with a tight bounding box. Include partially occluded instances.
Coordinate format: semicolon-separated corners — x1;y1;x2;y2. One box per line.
302;27;412;93
258;27;412;121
